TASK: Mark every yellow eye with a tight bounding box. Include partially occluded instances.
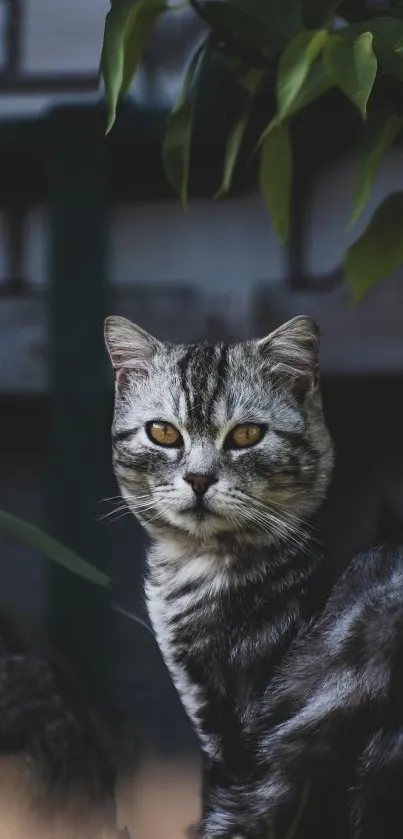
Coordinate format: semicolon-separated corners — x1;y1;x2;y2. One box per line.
146;421;182;447
225;423;265;450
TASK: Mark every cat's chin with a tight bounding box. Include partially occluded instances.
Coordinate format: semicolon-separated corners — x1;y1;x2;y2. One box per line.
165;507;232;538
144;505;286;547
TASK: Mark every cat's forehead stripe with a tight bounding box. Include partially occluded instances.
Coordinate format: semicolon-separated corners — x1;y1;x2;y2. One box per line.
176;342;229;427
177;345;195;416
189;344;219;424
205;344;228;422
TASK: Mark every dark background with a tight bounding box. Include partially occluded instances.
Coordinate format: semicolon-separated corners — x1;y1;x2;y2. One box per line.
0;0;403;763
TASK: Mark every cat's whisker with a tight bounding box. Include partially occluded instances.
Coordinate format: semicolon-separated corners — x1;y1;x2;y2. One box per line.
244;493;319;535
132;503;160;515
99;509;132;524
230;489;321;554
261;503;321;545
139;507;164;526
97;505;129;522
231;503;282;542
223;509;244;535
238;503;309;553
98;495;125;504
98;494;162;524
124;493;156;501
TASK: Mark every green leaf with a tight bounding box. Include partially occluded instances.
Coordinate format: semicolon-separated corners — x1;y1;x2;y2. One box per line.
241;68;265;94
277;29;328;120
365;16;403;81
121;0;166;94
258;56;331;150
344;191;403;300
259;122;293;242
226;0;303;50
300;0;343;29
215;103;252;199
350;108;403;226
111;602;155;635
215;71;262;199
162;44;207;207
0;509;110;588
189;1;272;53
324;31;377;118
101;0;166;134
101;1;130;133
285;54;333;116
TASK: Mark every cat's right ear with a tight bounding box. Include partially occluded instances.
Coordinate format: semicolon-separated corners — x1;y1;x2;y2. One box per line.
257;315;320;396
104;316;160;378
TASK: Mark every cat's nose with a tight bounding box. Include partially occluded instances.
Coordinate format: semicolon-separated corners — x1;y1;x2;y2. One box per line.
184;472;218;497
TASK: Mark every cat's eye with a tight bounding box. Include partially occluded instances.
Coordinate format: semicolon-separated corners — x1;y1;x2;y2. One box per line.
146;421;183;447
224;423;266;450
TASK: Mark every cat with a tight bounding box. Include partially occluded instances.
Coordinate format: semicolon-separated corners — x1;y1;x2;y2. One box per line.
105;313;403;839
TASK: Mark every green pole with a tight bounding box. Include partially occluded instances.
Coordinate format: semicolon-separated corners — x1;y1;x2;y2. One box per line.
46;105;112;712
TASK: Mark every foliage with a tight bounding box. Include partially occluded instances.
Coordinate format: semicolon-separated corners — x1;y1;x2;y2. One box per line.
0;509;110;587
100;0;403;299
0;509;153;633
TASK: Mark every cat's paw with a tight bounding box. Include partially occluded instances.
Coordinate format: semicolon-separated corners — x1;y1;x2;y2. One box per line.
200;811;244;839
200;800;268;839
186;818;239;839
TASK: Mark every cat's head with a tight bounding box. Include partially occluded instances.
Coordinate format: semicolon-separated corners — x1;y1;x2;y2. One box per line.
104;315;334;548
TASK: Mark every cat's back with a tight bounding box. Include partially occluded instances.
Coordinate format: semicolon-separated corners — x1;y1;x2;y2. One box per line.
325;538;403;657
319;538;403;723
274;537;403;717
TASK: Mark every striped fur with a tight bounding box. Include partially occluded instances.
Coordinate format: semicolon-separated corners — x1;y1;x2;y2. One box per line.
105;316;403;839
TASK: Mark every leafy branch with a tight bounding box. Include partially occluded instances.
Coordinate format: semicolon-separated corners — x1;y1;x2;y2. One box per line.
100;0;403;299
0;509;110;587
0;508;154;634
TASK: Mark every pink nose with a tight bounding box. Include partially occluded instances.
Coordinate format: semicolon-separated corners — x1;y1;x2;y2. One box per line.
184;473;218;497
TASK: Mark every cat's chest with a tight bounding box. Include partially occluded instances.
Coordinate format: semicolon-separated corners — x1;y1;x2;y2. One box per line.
145;552;231;756
144;544;301;760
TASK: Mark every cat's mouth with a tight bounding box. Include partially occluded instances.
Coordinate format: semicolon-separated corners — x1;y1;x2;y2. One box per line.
166;500;231;537
182;503;217;519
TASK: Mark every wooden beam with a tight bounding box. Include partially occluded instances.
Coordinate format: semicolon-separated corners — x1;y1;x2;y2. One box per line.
1;279;403;394
0;73;98;93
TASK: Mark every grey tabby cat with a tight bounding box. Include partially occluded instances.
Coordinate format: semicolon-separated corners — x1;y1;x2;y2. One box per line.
105;314;403;839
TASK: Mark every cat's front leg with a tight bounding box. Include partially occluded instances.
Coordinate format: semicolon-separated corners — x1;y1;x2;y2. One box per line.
194;776;290;839
186;782;267;839
186;764;262;839
197;766;314;839
186;744;297;839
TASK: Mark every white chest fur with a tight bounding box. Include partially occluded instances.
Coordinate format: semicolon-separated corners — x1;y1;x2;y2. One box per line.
145;541;231;758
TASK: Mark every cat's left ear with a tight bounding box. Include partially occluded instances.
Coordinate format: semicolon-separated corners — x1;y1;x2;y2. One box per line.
104;316;161;376
257;315;320;394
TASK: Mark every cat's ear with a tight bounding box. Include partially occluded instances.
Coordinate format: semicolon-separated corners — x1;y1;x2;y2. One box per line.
104;316;160;375
257;315;320;394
